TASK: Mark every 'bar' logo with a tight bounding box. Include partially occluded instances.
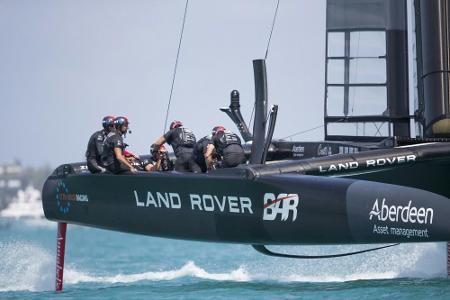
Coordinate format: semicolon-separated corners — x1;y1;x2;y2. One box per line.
263;193;299;222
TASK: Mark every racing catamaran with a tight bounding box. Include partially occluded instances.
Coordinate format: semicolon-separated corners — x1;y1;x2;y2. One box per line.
42;0;450;291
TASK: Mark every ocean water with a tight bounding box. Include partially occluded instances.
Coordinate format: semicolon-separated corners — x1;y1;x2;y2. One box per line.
1;218;450;299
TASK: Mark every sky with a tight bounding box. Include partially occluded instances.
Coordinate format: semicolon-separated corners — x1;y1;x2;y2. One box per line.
0;0;326;167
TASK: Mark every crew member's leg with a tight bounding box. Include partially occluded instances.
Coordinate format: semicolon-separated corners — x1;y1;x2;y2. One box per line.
174;153;190;172
196;159;207;173
87;159;104;173
106;161;131;174
188;157;202;173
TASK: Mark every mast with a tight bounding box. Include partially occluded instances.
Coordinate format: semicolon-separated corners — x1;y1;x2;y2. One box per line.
415;0;450;138
250;59;268;164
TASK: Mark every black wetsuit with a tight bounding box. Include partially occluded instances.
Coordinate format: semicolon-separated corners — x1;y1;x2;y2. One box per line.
85;130;107;173
164;127;200;172
193;135;212;173
101;130;129;174
212;131;246;168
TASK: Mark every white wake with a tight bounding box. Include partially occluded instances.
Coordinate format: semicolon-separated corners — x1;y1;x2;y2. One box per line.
65;261;250;284
250;243;447;282
0;241;249;292
0;242;54;292
0;242;447;292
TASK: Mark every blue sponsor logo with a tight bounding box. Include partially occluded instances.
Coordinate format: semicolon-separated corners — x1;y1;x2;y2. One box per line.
56;181;71;214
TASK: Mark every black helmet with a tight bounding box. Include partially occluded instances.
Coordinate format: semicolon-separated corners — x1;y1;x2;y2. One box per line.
102;115;115;130
114;116;129;128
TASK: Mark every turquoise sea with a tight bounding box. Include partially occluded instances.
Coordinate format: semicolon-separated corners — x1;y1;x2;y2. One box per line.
1;218;450;299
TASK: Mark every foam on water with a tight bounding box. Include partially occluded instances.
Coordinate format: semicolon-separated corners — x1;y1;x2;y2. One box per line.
0;241;447;292
0;242;54;292
249;243;448;282
65;261;250;284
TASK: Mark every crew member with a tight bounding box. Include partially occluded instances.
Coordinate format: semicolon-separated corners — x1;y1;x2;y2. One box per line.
145;145;173;172
151;120;200;172
101;116;138;174
211;125;246;168
193;135;215;172
155;145;174;171
123;147;157;172
85;115;115;173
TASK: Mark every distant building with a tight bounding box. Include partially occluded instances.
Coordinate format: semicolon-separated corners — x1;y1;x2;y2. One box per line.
0;162;25;210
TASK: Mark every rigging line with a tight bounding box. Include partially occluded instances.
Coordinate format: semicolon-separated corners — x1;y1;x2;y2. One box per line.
249;104;255;130
163;0;190;134
249;102;271;132
280;124;325;140
280;118;345;140
264;0;280;60
248;0;279;130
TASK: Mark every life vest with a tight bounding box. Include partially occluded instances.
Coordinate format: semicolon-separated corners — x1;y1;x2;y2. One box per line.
215;131;241;155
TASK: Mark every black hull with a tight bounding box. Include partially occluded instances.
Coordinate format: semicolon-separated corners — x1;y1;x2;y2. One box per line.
42;143;450;245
